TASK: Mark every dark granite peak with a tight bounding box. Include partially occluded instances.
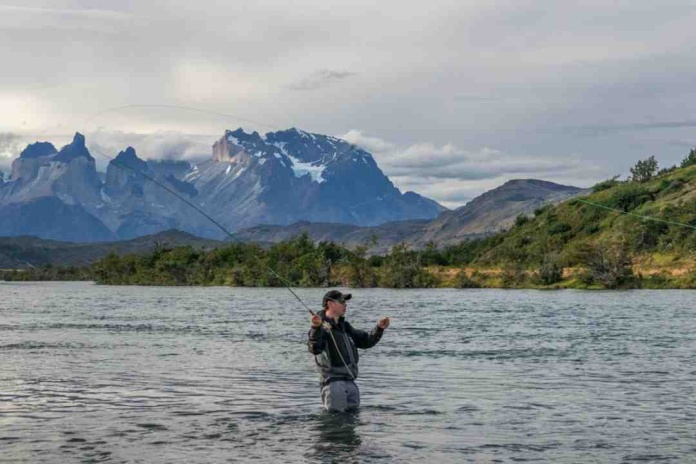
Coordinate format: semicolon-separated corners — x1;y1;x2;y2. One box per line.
19;141;57;159
54;132;94;163
112;147;148;172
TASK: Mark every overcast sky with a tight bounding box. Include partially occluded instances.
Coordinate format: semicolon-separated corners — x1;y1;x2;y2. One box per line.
2;1;696;208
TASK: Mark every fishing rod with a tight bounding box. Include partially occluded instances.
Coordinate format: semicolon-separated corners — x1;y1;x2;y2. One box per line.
90;145;318;315
81;103;369;318
91;143;360;380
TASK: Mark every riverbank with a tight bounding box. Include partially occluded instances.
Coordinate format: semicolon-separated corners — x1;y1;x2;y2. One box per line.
3;258;695;289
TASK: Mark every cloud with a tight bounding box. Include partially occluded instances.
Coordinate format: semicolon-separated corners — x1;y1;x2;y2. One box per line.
0;5;131;34
571;120;696;137
288;70;357;91
452;94;502;102
342;130;603;207
86;130;213;169
0;132;23;173
3;0;696;196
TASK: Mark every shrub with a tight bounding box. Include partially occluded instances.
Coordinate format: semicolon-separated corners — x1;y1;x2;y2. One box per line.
515;214;530;227
606;184;652;212
577;239;637;289
549;222;572;236
454;270;481;288
534;204;551;217
680;148;696;168
630;156;659;182
534;255;564;285
592;175;621;193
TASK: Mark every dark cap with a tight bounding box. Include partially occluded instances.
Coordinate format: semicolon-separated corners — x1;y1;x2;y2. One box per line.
322;290;352;308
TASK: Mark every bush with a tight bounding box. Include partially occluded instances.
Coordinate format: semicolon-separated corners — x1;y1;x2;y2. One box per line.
345;246;377;287
378;244;438;288
577;239;637;289
500;261;528;287
534;255;564;285
680;148;696;168
548;222;572;236
657;165;677;176
592;176;622;193
630;156;658;182
606;184;653;212
515;214;530;227
454;270;482;288
534;204;551;217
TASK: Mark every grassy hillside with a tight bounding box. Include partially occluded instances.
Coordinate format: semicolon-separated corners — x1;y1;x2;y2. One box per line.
5;154;696;289
439;160;696;288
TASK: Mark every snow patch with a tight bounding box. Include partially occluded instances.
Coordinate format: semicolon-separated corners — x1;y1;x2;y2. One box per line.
270;141;326;183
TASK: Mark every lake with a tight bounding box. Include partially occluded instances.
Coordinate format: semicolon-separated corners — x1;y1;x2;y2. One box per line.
1;282;695;463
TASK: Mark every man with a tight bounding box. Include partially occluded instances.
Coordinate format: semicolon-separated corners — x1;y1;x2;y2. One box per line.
307;289;390;412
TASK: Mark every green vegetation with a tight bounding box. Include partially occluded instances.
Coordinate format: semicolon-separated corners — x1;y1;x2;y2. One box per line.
681;148;696;168
4;148;696;289
0;265;91;281
630;156;659;182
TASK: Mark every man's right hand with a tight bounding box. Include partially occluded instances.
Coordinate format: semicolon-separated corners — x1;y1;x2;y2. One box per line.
311;314;322;328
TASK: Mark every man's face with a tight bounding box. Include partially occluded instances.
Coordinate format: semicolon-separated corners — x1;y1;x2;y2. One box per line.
328;299;347;317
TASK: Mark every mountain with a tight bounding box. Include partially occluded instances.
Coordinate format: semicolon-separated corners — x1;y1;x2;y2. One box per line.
0;129;446;242
0;179;589;267
231;179;587;249
232;219;430;254
416;179;587;245
1;134;113;242
182;128;445;230
0;229;224;268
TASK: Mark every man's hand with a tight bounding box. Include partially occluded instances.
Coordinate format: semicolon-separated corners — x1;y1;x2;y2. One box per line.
377;317;390;330
311;314;322;328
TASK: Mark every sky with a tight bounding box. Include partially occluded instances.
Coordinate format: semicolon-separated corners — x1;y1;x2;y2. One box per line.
1;1;696;208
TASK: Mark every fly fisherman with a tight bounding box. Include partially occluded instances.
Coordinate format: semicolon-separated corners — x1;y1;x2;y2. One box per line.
308;290;390;412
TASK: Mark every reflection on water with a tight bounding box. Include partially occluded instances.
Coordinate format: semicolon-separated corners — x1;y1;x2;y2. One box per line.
310;411;362;462
1;283;696;463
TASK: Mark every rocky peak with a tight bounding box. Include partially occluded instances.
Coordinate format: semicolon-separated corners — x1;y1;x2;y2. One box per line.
105;147;152;198
227;128;264;145
19;141;57;159
54;132;94;163
265;128;356;165
112;147;148;173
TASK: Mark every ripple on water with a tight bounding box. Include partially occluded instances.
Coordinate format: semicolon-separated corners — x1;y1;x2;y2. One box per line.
2;284;696;463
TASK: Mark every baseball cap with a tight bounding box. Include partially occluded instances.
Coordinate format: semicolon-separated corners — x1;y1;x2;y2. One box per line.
322;290;352;307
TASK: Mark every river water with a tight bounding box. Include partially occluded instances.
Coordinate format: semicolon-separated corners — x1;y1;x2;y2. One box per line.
1;282;695;463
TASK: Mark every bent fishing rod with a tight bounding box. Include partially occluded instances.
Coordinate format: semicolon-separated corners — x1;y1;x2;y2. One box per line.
82;103;368;318
91;144;317;313
91;145;358;380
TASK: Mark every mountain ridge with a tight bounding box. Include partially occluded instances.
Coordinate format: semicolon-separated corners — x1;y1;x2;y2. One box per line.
0;128;446;242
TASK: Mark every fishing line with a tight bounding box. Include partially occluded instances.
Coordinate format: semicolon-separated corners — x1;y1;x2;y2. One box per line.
17;104;381;385
449;194;696;242
575;198;696;231
89;143;317;315
90;142;361;381
85;104;282;132
12;102;341;315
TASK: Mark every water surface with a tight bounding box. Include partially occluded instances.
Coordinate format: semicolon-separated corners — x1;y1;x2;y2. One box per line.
1;283;695;463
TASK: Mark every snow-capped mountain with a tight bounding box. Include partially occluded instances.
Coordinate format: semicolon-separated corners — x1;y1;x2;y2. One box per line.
184;128;445;230
0;129;446;242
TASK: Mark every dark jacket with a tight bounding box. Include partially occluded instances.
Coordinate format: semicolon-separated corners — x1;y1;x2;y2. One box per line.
307;309;384;386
